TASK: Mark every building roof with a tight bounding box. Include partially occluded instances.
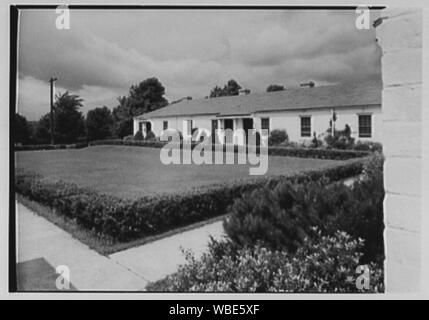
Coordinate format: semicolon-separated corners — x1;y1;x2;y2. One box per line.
135;81;382;120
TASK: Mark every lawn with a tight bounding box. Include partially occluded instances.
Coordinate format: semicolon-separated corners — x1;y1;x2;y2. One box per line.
15;145;343;199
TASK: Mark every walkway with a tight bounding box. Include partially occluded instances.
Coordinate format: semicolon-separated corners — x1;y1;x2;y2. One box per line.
16;202;225;291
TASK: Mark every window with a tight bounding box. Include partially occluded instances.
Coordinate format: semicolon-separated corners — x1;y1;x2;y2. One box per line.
300;116;311;137
358;114;372;138
261;118;270;134
163;121;168;130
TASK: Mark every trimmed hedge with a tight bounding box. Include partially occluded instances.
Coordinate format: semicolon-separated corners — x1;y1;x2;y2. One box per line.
15;158;367;242
90;139;168;149
89;139;370;160
268;146;369;160
14;143;88;151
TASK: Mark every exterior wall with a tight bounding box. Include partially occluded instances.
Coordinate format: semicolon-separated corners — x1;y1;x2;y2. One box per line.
135;115;215;140
255;105;382;143
376;8;422;292
136;105;381;144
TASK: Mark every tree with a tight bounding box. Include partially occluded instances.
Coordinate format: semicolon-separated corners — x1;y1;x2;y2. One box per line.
266;84;285;92
86;106;113;141
225;79;241;96
209;79;242;98
35;91;85;144
112;77;168;138
209;85;225;98
13;113;32;144
34;114;51;144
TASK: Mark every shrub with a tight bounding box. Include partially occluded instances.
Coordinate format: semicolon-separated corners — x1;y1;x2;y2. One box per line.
327;153;385;263
14;143;88;151
268;130;288;146
133;130;144;141
88;139;369;160
325;124;355;150
354;141;383;152
224;155;384;263
123;135;134;142
15;159;366;242
268;146;369;160
145;131;156;141
310;132;323;148
147;229;384;293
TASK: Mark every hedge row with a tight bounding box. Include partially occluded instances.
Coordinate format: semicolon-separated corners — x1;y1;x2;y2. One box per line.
15;158;367;242
267;146;369;160
14;143;88;151
89;139;370;160
89;139;168;149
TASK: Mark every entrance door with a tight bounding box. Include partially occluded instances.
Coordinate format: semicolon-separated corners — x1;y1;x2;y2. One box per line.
242;118;253;133
211;119;218;144
146;122;152;133
242;118;253;145
223;119;234;144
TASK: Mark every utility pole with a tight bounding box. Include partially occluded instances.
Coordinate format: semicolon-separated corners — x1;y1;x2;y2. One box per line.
49;77;57;145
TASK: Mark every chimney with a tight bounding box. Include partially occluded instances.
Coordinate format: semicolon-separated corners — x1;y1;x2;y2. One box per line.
239;89;251;95
300;81;315;88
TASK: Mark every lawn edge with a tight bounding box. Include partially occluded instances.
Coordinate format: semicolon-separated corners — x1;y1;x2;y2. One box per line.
16;194;229;256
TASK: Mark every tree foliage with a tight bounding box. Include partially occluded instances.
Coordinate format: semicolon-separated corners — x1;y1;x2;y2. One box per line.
35;91;85;144
112;78;168;138
209;79;242;98
13;113;32;144
86;106;113;141
266;84;285;92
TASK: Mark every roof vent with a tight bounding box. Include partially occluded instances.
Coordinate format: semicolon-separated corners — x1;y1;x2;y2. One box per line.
300;81;315;88
171;96;192;105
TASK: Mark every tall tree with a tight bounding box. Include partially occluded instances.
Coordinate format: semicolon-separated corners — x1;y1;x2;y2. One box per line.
13;113;32;144
35;91;85;144
266;84;285;92
112;77;168;137
86;106;113;141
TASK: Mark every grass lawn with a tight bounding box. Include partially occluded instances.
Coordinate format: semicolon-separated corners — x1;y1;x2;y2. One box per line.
16;145;343;199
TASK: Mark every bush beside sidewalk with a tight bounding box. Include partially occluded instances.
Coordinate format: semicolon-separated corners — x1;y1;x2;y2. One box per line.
147;155;385;293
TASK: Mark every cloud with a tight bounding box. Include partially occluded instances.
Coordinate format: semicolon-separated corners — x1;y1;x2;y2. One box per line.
17;9;381;120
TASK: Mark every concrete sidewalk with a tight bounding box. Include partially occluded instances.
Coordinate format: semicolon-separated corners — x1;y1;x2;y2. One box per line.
16;202;148;291
109;220;225;283
16;201;225;290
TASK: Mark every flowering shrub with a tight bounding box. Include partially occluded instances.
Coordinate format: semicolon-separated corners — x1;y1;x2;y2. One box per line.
324;124;355;150
147;229;384;293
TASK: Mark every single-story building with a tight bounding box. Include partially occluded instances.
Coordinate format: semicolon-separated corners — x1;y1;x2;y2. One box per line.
133;81;381;145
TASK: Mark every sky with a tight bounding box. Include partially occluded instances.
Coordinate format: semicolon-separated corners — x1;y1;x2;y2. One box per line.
17;9;382;120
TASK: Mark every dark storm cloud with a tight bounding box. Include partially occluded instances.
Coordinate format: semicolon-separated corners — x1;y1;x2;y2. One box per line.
17;9;381;120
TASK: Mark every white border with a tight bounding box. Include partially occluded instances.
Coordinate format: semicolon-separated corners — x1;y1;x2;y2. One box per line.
1;0;428;300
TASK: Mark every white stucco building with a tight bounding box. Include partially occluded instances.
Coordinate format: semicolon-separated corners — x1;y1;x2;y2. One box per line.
133;81;381;145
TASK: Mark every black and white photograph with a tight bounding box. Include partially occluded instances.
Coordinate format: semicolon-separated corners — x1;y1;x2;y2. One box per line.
1;0;428;303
